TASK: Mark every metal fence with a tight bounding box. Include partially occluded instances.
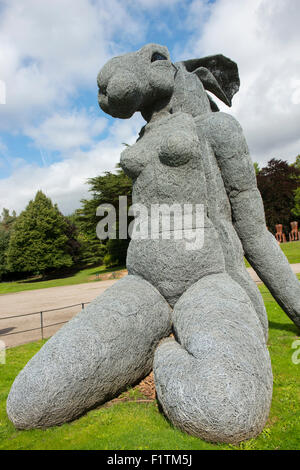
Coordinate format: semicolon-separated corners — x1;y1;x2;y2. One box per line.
0;302;90;341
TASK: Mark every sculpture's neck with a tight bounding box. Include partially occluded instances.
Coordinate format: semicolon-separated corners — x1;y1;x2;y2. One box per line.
141;98;172;123
170;64;212;117
141;63;213;123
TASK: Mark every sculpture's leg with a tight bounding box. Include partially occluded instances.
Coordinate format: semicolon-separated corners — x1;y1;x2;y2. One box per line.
227;265;268;341
154;273;273;444
7;275;172;429
215;220;268;340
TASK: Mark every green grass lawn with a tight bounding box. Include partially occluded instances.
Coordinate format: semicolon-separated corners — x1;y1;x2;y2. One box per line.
0;278;299;450
280;240;300;264
0;265;125;295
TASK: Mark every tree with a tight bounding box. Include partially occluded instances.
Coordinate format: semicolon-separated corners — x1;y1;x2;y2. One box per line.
76;231;106;266
292;187;300;218
64;217;81;266
256;158;300;233
0;229;10;280
76;166;132;267
291;154;300;171
0;208;17;280
253;162;260;175
1;208;17;230
103;238;130;267
7;191;74;275
290;155;300;220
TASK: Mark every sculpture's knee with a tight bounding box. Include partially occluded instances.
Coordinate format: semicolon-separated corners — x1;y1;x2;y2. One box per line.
154;274;273;443
7;276;172;429
154;337;272;443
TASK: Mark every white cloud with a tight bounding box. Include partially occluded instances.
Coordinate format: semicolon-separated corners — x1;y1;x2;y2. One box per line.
131;0;183;9
179;0;300;165
0;114;144;215
0;0;145;131
0;0;147;213
183;0;212;32
26;110;107;153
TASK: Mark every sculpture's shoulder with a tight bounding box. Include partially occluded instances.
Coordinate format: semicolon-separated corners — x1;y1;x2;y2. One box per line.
195;112;242;138
194;112;247;156
169;111;196;128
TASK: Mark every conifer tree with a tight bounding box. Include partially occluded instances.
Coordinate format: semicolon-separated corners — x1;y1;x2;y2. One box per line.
76;166;132;267
0;208;17;280
7;191;73;275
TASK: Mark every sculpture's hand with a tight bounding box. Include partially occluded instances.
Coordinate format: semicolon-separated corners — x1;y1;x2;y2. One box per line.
202;112;300;329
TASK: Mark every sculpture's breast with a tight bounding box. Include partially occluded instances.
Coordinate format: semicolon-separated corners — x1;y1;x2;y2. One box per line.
122;112;208;208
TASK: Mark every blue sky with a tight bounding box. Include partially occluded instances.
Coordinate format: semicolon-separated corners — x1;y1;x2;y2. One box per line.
0;0;299;214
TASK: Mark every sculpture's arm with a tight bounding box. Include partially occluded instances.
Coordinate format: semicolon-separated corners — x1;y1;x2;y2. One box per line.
201;112;300;329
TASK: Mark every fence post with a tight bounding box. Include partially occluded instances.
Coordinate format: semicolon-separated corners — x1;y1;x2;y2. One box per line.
0;302;91;344
40;311;44;340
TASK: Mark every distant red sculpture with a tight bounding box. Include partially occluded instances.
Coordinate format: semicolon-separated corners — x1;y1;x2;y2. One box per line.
289;221;299;241
275;224;286;243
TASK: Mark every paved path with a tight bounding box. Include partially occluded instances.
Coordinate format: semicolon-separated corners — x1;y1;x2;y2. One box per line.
1;264;300;348
0;280;116;347
247;263;300;283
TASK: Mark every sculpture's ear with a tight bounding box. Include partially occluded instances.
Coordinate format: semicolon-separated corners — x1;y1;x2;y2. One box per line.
177;54;240;107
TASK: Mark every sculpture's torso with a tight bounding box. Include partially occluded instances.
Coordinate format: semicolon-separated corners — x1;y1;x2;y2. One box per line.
121;111;225;306
169;66;248;277
121;110;261;313
194;113;246;273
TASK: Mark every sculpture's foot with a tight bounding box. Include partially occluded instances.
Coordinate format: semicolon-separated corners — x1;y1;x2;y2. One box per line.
7;275;171;429
154;273;273;444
